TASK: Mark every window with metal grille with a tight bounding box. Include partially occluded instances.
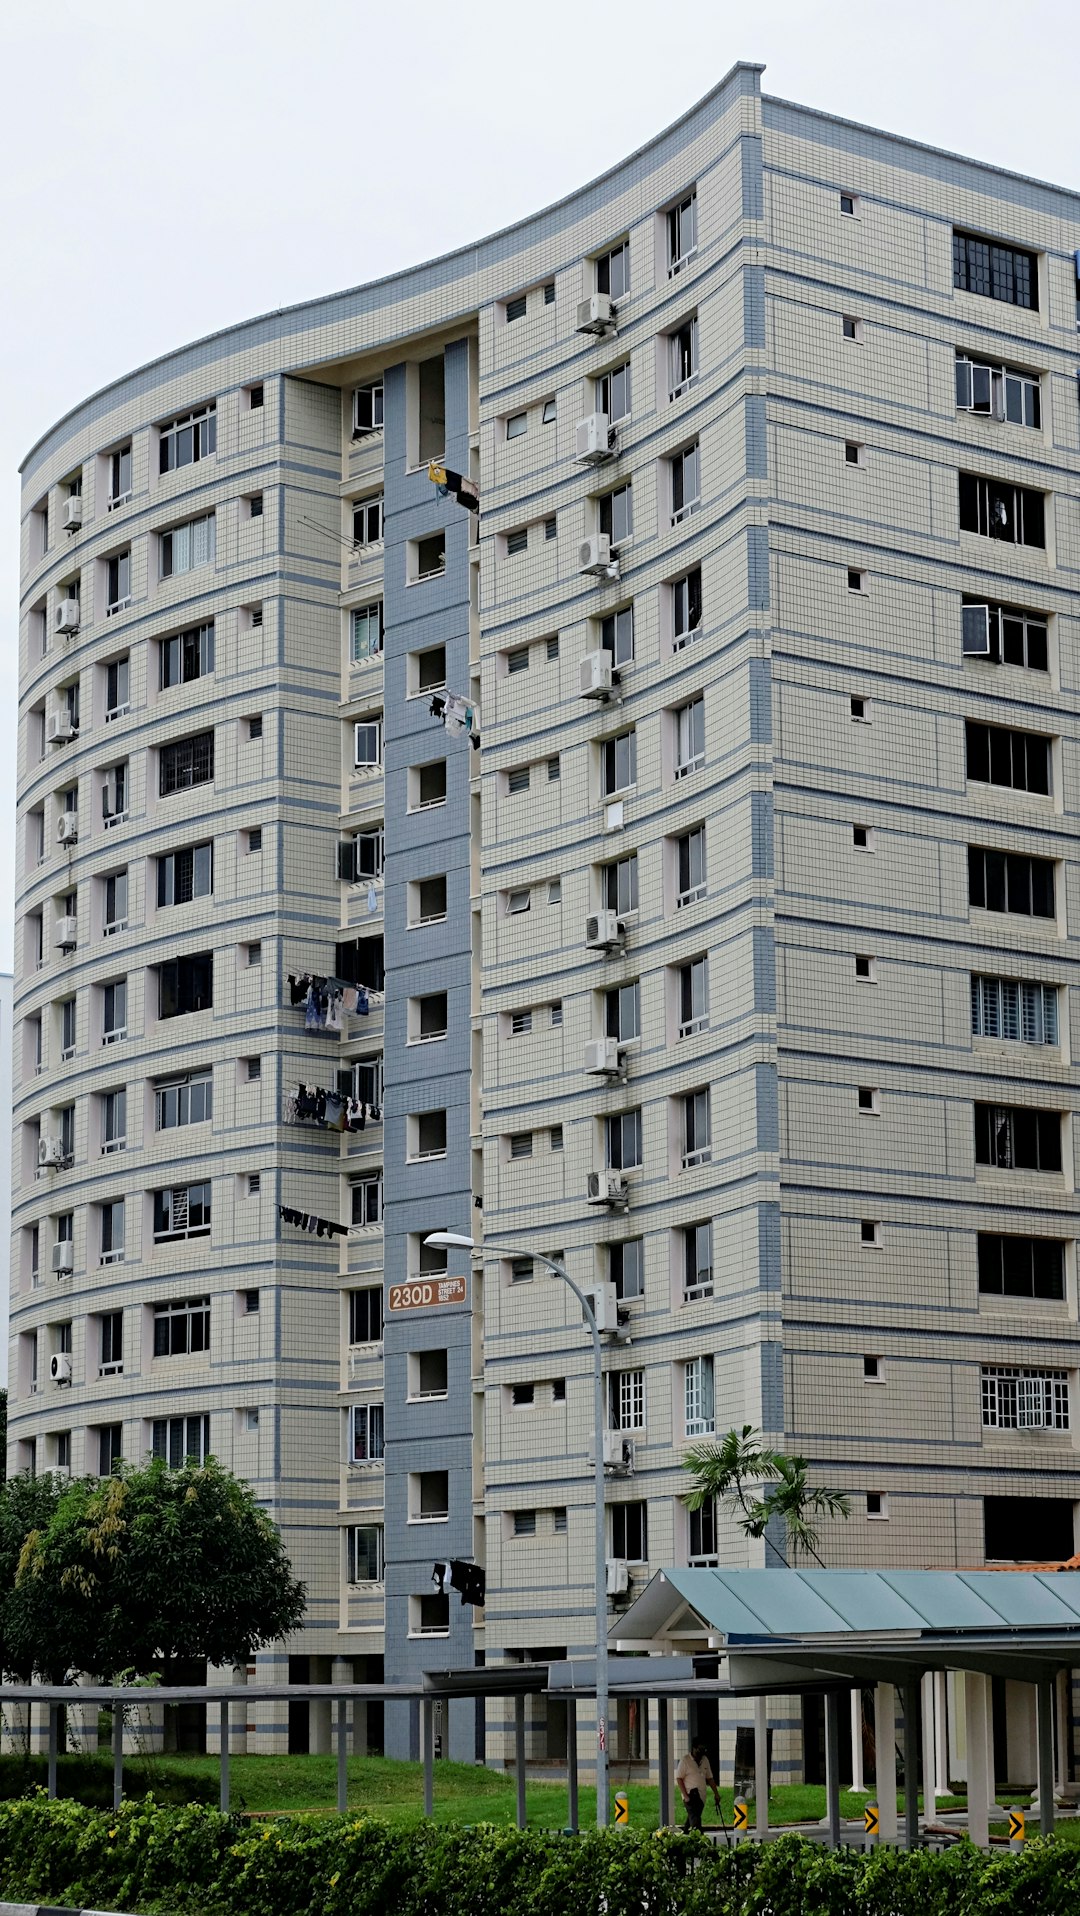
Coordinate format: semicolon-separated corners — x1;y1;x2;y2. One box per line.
161;512;216;577
159;953;213;1018
350;1404;385;1463
151;1414;211;1467
958;473;1044;547
351;602;384;662
98;1309;123;1375
610;1369;645;1430
152;1294;211;1354
968;847;1054;918
159;731;214;796
101;1088;126;1152
684;1354;715;1436
159;403;216;472
953;231;1036;309
977;1234;1065;1302
966;721;1050;794
153;1183;212;1245
974;1103;1061;1172
157;842;213;907
347;1524;384;1582
981;1365;1068;1429
105;550;131;613
682;1221;713;1301
161;623;215;688
102;978;127;1042
971;975;1057;1045
105;654;130;717
155;1070;212;1130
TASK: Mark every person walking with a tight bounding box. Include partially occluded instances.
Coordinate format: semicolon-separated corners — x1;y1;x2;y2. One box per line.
675;1740;722;1830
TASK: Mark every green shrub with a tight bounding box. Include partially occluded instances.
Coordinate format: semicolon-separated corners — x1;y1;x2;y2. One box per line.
0;1750;218;1807
1;1796;1079;1916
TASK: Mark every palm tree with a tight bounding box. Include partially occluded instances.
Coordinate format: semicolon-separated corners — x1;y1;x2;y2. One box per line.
682;1427;850;1566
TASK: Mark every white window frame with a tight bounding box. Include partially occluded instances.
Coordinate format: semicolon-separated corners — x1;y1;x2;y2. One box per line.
684;1354;715;1437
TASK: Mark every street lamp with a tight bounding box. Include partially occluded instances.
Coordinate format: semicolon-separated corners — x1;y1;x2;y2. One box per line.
424;1231;610;1827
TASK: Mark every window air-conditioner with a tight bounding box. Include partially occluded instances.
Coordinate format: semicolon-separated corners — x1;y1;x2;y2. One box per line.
57;814;78;845
587;1170;628;1208
585;911;624;951
584;1038;622;1076
55;917;77;951
577;294;617;336
39;1136;65;1170
580;650;615;700
579;534;617;578
575;412;617;464
606;1557;629;1596
55;600;80;636
603;1432;634;1472
47;711;76;744
50;1351;72;1384
51;1242;74;1274
63;497;83;532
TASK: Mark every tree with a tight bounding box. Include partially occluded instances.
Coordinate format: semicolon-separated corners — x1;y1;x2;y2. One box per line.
682;1425;850;1566
0;1470;69;1679
16;1457;306;1680
0;1387;7;1485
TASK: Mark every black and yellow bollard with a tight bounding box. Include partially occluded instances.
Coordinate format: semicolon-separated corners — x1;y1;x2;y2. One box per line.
733;1797;749;1839
614;1791;629;1826
864;1802;879;1853
1008;1808;1025;1852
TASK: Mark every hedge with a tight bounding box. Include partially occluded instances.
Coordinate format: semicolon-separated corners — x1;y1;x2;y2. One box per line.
0;1752;217;1808
1;1795;1079;1916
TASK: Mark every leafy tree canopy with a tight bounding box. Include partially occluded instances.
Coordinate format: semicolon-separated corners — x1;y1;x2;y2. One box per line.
0;1470;69;1679
683;1425;850;1565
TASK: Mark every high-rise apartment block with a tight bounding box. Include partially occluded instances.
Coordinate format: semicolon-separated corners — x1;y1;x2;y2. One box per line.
11;63;1080;1773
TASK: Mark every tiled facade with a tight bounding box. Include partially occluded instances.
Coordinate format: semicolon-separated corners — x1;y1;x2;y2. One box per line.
10;64;1080;1776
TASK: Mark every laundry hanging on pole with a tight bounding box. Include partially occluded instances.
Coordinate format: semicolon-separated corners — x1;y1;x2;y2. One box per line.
278;1204;349;1239
429;689;481;748
428;459;479;512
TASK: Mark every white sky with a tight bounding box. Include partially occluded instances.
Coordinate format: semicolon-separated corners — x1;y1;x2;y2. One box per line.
0;0;1077;1335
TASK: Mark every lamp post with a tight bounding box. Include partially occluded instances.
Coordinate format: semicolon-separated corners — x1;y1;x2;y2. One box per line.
425;1231;610;1827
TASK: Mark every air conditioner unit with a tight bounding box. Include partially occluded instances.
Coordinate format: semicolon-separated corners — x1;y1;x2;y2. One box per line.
606;1557;629;1596
575;412;617;464
54;917;77;951
577;294;617;336
55;600;80;635
47;711;76;744
579;534;617;578
587;1278;621;1333
51;1242;74;1275
584;1038;622;1076
38;1136;64;1170
603;1432;634;1473
57;813;78;845
580;649;615;700
587;1170;628;1208
50;1352;72;1384
585;911;624;952
63;497;83;532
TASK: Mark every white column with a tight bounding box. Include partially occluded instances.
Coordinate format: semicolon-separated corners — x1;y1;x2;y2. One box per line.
874;1683;898;1841
848;1689;865;1793
934;1671;949;1803
964;1672;991;1848
754;1694;770;1835
920;1673;935;1823
1056;1669;1069;1797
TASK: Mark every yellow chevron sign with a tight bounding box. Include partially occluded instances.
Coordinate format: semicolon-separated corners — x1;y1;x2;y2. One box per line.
1009;1809;1025;1842
733;1798;749;1832
864;1803;880;1836
614;1792;629;1825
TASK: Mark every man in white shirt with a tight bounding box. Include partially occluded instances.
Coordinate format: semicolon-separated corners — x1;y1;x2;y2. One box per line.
675;1740;721;1830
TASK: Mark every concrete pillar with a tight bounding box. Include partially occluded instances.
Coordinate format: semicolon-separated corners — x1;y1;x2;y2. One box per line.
332;1659;354;1758
755;1695;770;1834
963;1672;991;1848
514;1694;527;1830
874;1683;898;1841
920;1673;935;1822
309;1657;333;1755
1037;1675;1056;1837
421;1699;434;1817
933;1671;949;1803
657;1698;672;1828
567;1698;580;1833
824;1694;841;1846
902;1680;920;1850
1055;1669;1069;1797
848;1689;865;1793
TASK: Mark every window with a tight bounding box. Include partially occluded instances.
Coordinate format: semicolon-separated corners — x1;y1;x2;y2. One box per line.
153;1294;211;1354
602;853;638;916
982;1365;1068;1430
349;1287;384;1344
246;715;263;744
606;980;640;1043
247;383;264;410
847;568;867;593
684;1355;715;1437
978;1234;1065;1301
866;1492;888;1520
674;825;706;907
509;1010;532;1036
975;1103;1061;1172
840;192;857;217
682;1222;713;1301
161;622;214;688
354;720;382;769
610;1369;645;1430
103;763;129;830
508;1132;533;1160
677;957;708;1036
159;403;216;472
159;731;214;796
611;1501;648;1561
674;696;705;777
547;757;561;783
353;497;383;545
242;1287;260;1310
670;443;700;523
857;1086;880;1115
595;612;633;676
958;473;1045;547
955;353;1041;428
971;975;1058;1045
351;1174;384;1228
414;532;445;580
596;240;630;301
601;730;636;796
105;550;132;613
153;1183;212;1244
505;411;527;440
152;1414;211;1466
598;483;632;546
863;1355;883;1381
59;997;76;1060
246;829;263;856
845;441;864;465
99;1310;125;1376
851;696;868;721
606;1108;643;1171
100;1200;125;1265
412;991;448;1042
347;1525;384;1583
506;294;527;321
411;1470;449;1521
353;383;384;434
669;316;698;397
688;1498;718;1566
157;842;213;907
842;315;862;341
247;494;264;519
506;645;530;676
413;874;447;924
667;192;697;274
58;1104;75;1163
853;825;874;851
672;567;702;648
961;600;1047;669
412;1593;449;1635
681;1088;711;1167
550;1000;563;1027
102;978;127;1043
543;399;557;425
968;847;1054;918
855;954;876;981
244;1055;261;1080
105;655;130;719
543;282;555;304
96;1425;123;1477
410;1110;447;1161
351;602;384;663
597;362;632;424
411;1350;448;1400
412;644;445;694
507;766;530;795
861;1220;881;1247
544;516;556;541
107;444;132;507
155;1070;213;1130
101;1087;126;1153
161;512;216;577
506;527;528;556
610;1239;644;1301
966;721;1050;794
512;1511;536;1538
350;1404;385;1463
953;230;1036;310
412;760;446;810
